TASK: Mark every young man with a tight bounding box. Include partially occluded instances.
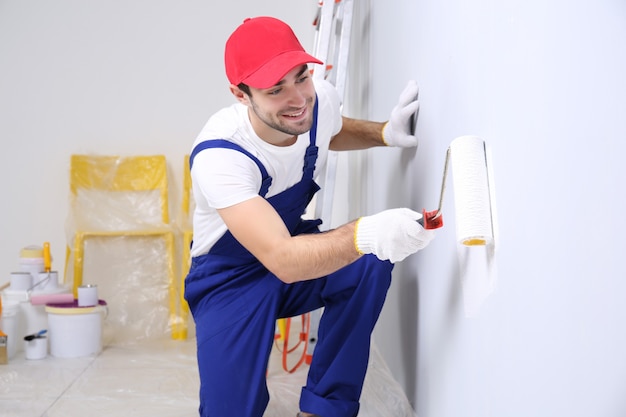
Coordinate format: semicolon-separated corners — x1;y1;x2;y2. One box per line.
185;16;435;417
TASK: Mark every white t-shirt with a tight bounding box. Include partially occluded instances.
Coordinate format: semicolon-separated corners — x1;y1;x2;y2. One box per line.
189;79;342;257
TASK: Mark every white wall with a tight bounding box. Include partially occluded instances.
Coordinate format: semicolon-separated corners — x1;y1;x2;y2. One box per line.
0;1;315;282
365;0;626;416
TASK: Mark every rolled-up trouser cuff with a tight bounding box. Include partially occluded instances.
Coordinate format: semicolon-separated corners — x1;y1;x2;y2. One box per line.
299;387;360;417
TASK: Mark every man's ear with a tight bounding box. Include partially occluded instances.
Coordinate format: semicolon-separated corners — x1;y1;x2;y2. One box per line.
229;84;251;106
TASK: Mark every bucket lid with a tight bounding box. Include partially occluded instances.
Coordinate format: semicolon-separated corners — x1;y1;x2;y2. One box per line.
20;245;43;258
45;299;107;315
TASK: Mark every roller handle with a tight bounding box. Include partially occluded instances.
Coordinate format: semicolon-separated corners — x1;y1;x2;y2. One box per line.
418;209;444;230
417;147;449;231
43;242;52;272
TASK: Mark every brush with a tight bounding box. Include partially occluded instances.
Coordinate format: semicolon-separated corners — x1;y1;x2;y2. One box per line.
24;330;47;341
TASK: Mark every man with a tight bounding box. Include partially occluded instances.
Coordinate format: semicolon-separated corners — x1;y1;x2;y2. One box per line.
185;16;435;417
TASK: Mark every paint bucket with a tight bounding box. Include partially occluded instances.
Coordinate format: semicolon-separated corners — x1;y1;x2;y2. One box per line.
2;289;47;340
77;284;98;307
45;300;106;358
9;272;33;291
24;336;47;360
19;245;45;283
0;300;20;360
34;271;59;292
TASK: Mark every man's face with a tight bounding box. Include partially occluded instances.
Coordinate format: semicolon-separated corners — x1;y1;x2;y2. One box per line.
245;65;317;145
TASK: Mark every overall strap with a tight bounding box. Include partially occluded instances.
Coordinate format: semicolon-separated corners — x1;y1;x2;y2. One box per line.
189;139;273;197
302;96;319;181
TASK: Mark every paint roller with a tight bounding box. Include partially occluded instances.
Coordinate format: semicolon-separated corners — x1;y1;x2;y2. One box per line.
30;241;76;304
29;241;52;291
449;135;494;246
419;135;494;248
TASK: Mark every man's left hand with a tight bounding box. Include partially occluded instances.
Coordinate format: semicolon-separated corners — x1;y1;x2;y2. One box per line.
382;80;420;148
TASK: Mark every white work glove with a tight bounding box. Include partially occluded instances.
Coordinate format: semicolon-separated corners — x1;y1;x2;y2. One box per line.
381;80;420;148
354;208;435;263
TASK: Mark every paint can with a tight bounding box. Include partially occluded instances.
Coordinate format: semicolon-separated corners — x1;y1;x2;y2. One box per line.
34;271;59;292
77;284;98;307
9;272;33;291
24;336;47;360
45;300;106;358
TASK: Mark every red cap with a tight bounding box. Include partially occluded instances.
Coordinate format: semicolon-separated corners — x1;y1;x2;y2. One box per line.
225;17;323;89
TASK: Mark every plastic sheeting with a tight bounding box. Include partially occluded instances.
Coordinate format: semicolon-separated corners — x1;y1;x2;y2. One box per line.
64;154;190;341
79;236;185;344
266;342;417;417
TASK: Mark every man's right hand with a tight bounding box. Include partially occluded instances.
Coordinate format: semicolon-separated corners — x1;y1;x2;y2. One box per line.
354;208;435;263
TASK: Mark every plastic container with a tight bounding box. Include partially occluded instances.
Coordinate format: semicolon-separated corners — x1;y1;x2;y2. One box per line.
46;300;107;358
0;300;20;359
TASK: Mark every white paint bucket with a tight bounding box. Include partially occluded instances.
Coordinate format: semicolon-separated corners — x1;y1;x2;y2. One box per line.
9;272;33;291
0;300;20;359
45;300;106;358
3;289;47;340
24;337;47;360
77;284;98;307
35;271;59;291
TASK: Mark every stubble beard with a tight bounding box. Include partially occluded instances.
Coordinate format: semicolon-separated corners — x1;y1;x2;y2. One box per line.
250;98;314;137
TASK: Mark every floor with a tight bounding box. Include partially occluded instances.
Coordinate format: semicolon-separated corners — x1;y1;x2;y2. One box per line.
0;339;201;417
1;270;415;417
0;335;416;417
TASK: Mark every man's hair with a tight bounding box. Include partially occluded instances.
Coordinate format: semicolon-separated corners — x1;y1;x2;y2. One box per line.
238;83;251;96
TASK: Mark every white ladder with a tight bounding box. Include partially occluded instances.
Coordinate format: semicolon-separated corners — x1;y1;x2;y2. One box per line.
307;0;355;365
311;0;354;225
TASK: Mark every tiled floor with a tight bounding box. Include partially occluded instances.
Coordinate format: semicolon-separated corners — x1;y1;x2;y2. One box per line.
1;259;415;416
0;339;201;417
0;337;416;417
1;280;415;416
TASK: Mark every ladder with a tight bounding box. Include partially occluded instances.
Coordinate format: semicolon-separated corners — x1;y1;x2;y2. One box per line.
308;0;355;365
275;0;355;372
311;0;354;224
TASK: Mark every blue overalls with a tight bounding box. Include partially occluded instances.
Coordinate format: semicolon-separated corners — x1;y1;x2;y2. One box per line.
185;101;394;417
